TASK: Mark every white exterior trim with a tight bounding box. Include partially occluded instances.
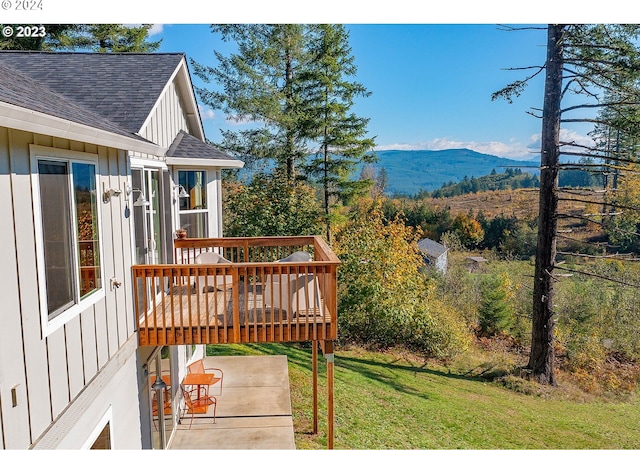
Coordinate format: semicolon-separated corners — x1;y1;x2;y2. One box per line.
0;101;164;156
166;157;244;168
29;145;106;337
129;156;169;170
80;407;112;450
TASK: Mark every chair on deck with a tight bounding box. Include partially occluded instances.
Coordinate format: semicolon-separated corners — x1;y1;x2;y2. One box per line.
263;251;324;318
187;358;224;396
179;385;216;429
151;391;172;416
194;251;234;292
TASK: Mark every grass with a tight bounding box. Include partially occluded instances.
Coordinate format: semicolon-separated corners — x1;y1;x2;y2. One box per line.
207;343;640;449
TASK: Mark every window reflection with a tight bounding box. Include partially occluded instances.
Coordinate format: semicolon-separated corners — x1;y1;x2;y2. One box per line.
178;171;206;210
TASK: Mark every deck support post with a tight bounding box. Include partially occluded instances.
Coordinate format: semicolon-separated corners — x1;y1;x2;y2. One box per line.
312;340;319;434
324;340;335;449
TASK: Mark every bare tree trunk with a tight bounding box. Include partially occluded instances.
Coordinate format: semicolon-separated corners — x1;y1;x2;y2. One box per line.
528;24;564;385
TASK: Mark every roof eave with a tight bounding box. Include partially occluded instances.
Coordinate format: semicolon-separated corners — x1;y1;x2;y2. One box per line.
0;101;164;156
166;156;244;168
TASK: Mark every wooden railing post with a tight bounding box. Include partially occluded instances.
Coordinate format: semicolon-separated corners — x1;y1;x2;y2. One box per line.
325;340;335;449
232;265;241;343
312;340;318;435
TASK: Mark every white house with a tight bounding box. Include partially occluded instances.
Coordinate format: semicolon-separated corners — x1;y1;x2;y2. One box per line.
0;51;243;449
417;238;448;274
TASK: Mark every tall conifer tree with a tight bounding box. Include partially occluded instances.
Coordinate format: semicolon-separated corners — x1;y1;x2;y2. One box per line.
299;24;376;243
192;25;309;181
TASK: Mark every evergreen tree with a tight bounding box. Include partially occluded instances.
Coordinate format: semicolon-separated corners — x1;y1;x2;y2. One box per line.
192;25;309;181
63;25;161;52
298;24;376;243
478;273;516;337
375;166;389;195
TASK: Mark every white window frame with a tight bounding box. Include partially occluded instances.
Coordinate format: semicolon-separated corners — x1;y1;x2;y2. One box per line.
30;145;105;337
177;169;208;237
81;407;113;450
173;167;220;238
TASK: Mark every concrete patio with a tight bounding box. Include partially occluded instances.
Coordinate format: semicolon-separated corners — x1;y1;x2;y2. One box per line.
169;355;296;449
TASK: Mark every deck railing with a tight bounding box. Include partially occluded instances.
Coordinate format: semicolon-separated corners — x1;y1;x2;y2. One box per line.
133;236;339;346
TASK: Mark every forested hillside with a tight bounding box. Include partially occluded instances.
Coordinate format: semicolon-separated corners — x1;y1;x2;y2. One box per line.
365;148;538;195
428;168;539;198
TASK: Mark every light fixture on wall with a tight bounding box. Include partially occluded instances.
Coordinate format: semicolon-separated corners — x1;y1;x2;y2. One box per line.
102;183;122;203
174;184;190;199
125;183;150;207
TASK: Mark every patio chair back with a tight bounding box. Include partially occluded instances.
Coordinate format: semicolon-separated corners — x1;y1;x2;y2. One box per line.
179;385;216;428
187;358;224;396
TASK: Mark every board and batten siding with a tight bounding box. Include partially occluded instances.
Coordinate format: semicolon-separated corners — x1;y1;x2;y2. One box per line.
0;126;140;448
139;80;191;148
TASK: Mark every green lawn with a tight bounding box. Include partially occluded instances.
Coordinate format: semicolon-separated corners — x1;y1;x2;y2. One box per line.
207;343;640;449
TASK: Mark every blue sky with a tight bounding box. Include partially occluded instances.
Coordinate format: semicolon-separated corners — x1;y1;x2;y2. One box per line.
153;23;596;161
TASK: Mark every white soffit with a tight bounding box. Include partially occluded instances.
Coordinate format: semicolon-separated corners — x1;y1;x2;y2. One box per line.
165;157;245;168
0;101;165;156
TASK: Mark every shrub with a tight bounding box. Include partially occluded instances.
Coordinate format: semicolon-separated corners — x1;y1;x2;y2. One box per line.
477;272;516;337
335;198;472;358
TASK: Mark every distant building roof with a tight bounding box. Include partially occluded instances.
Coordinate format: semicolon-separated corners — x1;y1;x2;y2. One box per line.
467;256;489;263
418;238;447;257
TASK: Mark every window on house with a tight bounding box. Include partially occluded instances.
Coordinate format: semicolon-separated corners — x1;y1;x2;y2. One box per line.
178;170;208;238
89;422;111;449
36;158;102;319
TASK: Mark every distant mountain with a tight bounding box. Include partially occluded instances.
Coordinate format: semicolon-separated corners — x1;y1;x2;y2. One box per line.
366;148;539;195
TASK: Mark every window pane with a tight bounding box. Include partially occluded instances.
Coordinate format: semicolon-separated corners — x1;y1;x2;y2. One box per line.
38;160;76;317
90;423;111;449
178;171;206;210
73;162;101;298
180;213;208;238
131;169;147;265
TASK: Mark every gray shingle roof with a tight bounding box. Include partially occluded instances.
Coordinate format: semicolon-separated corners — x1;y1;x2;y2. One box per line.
0;61;148;142
418;238;447;257
167;130;237;161
0;51;185;133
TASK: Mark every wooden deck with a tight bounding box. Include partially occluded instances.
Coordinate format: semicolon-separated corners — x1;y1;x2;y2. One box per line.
133;236;339;347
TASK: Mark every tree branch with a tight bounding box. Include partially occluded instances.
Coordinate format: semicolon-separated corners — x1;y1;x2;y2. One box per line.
552;265;640;287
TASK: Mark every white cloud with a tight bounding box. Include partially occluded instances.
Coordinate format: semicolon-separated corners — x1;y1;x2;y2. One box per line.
148;24;164;36
376;138;535;160
375;128;594;161
198;104;216;120
527;128;596;152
